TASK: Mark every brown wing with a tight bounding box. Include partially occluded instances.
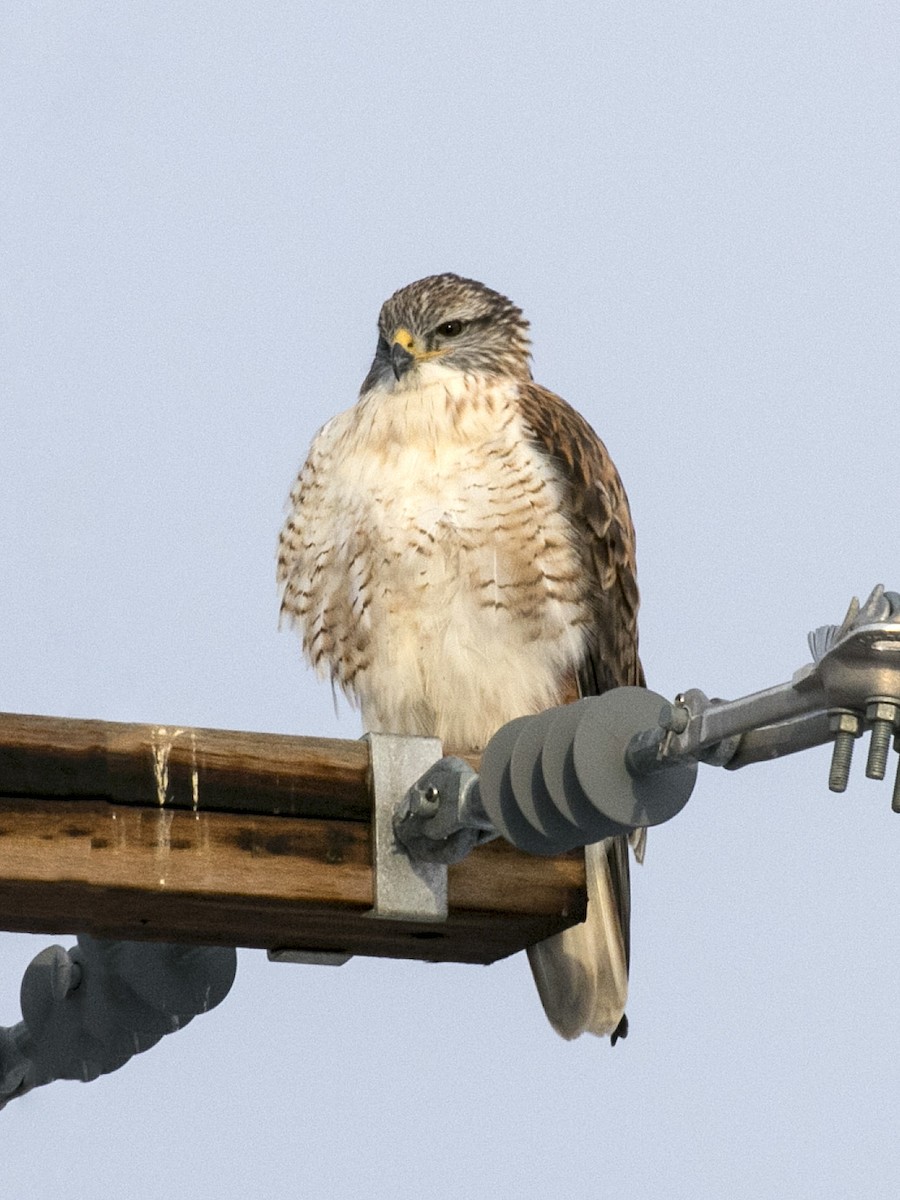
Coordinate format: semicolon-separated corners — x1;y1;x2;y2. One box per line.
515;382;643;696
517;382;643;1042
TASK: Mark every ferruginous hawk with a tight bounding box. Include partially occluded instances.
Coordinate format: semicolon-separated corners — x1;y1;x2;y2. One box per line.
278;273;643;1041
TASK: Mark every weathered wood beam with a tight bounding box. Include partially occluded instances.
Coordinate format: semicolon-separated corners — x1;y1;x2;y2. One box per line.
0;711;371;819
0;712;586;964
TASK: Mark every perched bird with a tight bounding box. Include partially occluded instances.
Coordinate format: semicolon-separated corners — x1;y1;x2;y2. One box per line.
278;273;643;1040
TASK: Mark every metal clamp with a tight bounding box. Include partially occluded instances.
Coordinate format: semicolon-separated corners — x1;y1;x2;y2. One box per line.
365;732;447;920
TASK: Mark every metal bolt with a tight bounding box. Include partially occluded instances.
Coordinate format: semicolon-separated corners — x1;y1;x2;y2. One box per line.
409;784;441;819
865;701;900;781
828;711;862;793
659;701;690;734
892;736;900;814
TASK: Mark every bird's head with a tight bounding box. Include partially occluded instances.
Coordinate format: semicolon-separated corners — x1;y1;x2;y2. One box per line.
361;273;532;393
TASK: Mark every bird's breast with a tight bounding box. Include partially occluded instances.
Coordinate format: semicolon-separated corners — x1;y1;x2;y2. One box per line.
280;376;590;750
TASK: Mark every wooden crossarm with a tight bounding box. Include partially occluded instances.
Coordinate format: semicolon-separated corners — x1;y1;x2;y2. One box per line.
0;712;586;964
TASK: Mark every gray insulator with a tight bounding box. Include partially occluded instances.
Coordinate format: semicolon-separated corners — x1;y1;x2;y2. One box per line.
0;936;236;1109
478;688;698;855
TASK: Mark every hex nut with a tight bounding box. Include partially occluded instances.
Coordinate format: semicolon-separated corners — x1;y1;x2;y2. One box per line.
829;711;862;736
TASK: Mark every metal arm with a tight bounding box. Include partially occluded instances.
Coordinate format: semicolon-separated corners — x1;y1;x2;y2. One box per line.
627;584;900;790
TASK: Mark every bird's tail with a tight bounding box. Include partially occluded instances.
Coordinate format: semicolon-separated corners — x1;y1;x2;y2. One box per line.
526;835;633;1041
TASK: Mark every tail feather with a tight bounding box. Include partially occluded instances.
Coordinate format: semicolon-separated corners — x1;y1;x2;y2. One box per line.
526;836;632;1040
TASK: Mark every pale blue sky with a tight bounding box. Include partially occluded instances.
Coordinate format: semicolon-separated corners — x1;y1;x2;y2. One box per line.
2;3;899;1197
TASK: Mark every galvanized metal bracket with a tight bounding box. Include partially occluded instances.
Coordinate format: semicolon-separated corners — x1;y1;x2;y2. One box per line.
364;732;447;921
267;733;449;966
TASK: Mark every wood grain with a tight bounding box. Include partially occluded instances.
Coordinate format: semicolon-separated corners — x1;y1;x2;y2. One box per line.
0;796;586;964
0;710;371;819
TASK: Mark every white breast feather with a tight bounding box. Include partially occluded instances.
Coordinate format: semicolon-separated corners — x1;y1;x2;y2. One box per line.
279;369;588;752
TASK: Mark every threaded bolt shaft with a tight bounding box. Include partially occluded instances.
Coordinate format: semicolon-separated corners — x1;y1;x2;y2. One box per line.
828;711;861;793
865;702;900;781
892;738;900;814
867;723;893;780
829;731;856;793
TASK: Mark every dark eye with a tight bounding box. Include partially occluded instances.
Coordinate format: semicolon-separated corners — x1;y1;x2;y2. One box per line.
436;320;464;338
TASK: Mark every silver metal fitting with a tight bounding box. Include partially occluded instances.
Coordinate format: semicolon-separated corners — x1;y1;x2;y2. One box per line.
621;585;900;815
365;732;447;921
828;710;862;793
394;756;494;865
864;700;900;780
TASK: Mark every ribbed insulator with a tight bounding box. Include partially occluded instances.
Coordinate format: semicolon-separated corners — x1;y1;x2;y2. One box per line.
476;688;697;855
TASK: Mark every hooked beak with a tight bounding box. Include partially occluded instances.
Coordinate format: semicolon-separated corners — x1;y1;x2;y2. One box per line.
390;340;415;380
390;326;417;380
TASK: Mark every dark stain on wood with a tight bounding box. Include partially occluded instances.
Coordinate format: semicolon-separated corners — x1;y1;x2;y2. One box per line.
324;824;356;865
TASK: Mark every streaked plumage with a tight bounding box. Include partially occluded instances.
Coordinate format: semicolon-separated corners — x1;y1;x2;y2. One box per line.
278;273;643;1040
